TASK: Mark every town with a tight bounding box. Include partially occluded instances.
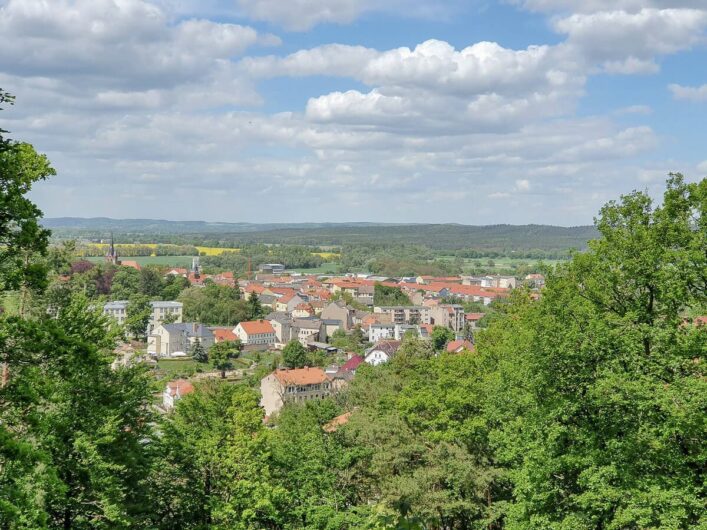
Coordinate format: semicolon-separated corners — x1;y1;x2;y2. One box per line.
92;239;543;417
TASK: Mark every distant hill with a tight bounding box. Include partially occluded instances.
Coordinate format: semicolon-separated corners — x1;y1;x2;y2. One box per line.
42;217;393;234
43;217;598;253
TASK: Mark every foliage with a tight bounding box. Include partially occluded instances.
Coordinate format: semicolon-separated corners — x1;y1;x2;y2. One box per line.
373;284;412;307
190;338;208;363
125;295;151;341
209;339;242;378
148;381;287;529
430;326;455;351
282;340;308;369
179;283;247;326
246;291;265;320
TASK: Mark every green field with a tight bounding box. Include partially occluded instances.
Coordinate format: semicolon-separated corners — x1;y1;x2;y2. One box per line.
436;256;566;273
85;255;194;267
292;262;341;274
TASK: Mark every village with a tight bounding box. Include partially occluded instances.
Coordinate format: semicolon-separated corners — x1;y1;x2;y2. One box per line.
98;242;545;419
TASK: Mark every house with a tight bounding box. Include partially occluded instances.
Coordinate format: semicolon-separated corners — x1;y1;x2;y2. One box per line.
275;293;305;313
364;340;402;366
165;267;188;277
148;301;184;334
260;367;332;416
368;323;422;342
212;327;237;343
103;300;183;333
291;318;324;346
465;313;485;329
163;379;194;410
121;260;142;271
320;300;354;330
446;339;475;353
234;320;276;348
373;305;431;325
525;273;545;288
428;304;465;333
340;354;364;374
292;303;315;318
148;323;215;358
259;263;285;275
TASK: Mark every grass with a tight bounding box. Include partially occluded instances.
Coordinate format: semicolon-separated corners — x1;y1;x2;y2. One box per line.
292;262;341;274
436;256;566;273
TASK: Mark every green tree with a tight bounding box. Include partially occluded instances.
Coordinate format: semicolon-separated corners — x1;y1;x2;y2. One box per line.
246;291;265;320
125;295;151;340
139;266;164;297
374;283;412;306
179;283;247;325
209;340;242;378
480;175;706;529
110;267;141;300
282;339;307;369
190;338;207;363
149;381;286;528
431;325;454;351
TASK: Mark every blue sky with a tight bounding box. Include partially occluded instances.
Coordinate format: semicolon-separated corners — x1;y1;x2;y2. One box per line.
1;0;706;225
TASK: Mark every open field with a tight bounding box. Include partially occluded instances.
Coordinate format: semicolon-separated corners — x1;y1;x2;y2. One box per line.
292;262;341;274
85;255;195;267
436;255;567;272
196;246;240;256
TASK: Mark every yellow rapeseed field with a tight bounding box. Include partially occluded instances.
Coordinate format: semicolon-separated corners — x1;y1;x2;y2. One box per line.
195;246;240;256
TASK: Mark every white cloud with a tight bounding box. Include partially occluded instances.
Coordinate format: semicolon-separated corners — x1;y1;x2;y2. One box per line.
515;179;531;191
669;83;707;101
233;0;458;31
554;8;707;70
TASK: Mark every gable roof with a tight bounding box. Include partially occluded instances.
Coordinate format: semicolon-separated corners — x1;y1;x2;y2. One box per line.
166;379;194;397
212;328;237;342
273;367;329;386
238;320;275;335
369;340;402;355
446;339;475;353
341;355;364;371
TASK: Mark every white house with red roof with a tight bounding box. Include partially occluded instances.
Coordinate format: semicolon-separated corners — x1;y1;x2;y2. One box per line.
234;320;276;347
163;379;194;410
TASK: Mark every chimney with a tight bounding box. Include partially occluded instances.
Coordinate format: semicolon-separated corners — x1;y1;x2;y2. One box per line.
192;322;197;334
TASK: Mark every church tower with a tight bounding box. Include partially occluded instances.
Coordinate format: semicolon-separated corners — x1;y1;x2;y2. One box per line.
105;233;119;265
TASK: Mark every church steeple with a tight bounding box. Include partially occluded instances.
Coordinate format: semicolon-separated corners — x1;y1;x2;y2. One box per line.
105;233;119;265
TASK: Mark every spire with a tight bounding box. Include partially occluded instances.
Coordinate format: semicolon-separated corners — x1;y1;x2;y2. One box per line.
105;232;119;265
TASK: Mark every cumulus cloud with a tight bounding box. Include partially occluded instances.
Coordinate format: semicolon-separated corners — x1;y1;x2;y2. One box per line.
233;0;458;31
669;83;707;101
0;0;698;224
554;8;707;72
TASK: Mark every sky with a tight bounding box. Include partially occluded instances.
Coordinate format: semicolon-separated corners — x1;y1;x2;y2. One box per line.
1;0;706;226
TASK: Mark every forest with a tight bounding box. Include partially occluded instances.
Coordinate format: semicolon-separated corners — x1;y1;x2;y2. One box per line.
1;88;706;529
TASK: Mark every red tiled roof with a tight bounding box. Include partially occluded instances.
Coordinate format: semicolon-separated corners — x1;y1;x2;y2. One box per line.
323;411;352;433
121;260;142;271
213;328;237;342
167;379;194;397
446;340;475;353
341;355;364;371
273;367;329;386
238;320;275;335
465;313;485;321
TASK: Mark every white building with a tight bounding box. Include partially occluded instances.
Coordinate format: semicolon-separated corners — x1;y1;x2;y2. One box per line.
163;379;194;410
103;300;183;333
368;324;422;342
148;323;214;358
234;320;276;347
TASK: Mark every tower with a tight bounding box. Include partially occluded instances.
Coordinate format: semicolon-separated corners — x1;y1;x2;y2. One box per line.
105;233;119;265
192;256;201;278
